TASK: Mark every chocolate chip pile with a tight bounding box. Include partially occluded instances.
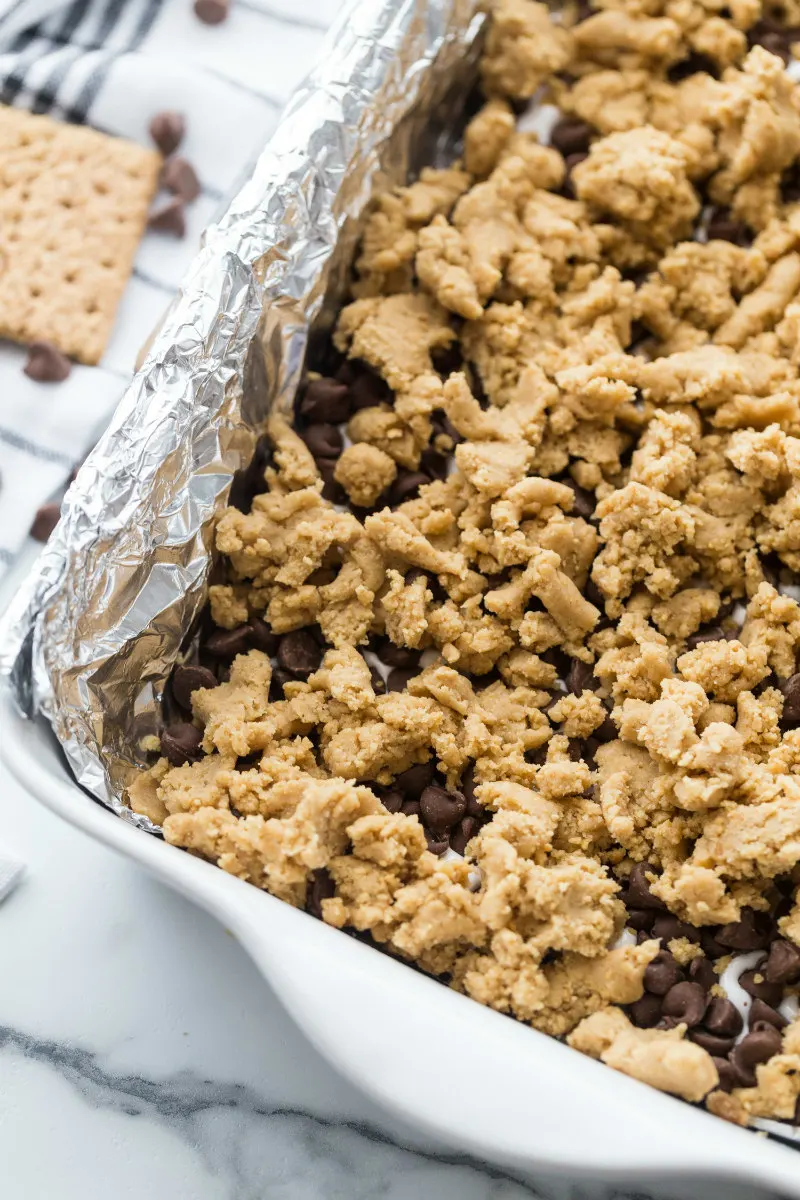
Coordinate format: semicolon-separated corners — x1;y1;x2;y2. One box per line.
130;0;800;1130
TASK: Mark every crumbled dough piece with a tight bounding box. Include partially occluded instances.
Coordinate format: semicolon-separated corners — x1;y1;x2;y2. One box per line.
481;0;572;99
334;443;397;508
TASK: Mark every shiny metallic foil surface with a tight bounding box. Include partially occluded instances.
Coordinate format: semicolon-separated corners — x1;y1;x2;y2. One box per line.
0;0;486;830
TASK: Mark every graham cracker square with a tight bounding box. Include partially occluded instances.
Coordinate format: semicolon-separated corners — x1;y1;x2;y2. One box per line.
0;106;161;365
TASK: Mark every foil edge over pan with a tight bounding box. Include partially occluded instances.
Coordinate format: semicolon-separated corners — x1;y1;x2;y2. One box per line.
0;0;485;830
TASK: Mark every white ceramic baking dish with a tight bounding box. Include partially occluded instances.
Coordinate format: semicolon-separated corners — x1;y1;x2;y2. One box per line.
3;689;800;1194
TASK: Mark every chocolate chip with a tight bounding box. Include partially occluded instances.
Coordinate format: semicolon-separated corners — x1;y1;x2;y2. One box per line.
644;950;684;995
661;981;708;1027
149;110;185;155
161;722;203;766
396;762;435;799
148;197;186;237
171;664;218;710
701;928;729;960
346;364;392;410
568;658;595;694
300;423;342;460
560;151;587;199
706;207;751;246
686;625;726;650
379;789;404;814
161;155;200;202
388;471;430;507
307;868;335;919
420;447;450;480
298;377;351;425
369;664;387;695
29;502;60;542
780;673;800;725
747;18;799;63
629;993;663;1028
204;624;253;659
420;785;467;834
627;862;667;911
652;914;701;944
717;908;773;951
713;1057;738;1092
194;0;229;22
450;815;480;855
424;829;450;855
765;939;800;984
316;457;346;504
461;765;486;821
373;637;421;669
566;482;595;520
401;799;421;820
387;667;418;692
627;908;656;932
730;1023;783;1086
24;340;71;382
749;998;789;1029
739;966;783;1007
689;1029;736;1056
688;956;717;992
269;666;293;701
277;630;322;679
249;617;279;656
550;115;593;157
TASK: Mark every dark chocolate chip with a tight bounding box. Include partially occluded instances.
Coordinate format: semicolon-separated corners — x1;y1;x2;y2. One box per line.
369;664;387;695
749;998;789;1029
316;457;346;504
717;908;773;951
739;966;783;1007
171;664;218;710
705;996;744;1038
686;625;726;650
568;658;595;694
424;830;450;855
627;908;656;932
373;637;421;669
204;624;253;659
688;955;717;992
689;1029;736;1056
148;110;185;155
387;667;418;692
781;673;800;725
301;423;342;459
765;939;800;985
30;502;60;542
644;950;684;996
379;789;404;814
345;363;392;409
651;914;701;944
550;115;593;157
269;666;293;701
701;928;729;960
277;630;322;679
420;447;450;480
627;862;667;911
450;815;480;855
249;617;279;656
566;482;595;520
194;0;229;22
713;1057;738;1092
706;207;751;246
307;868;335;919
161;155;200;202
388;470;430;507
396;762;435;799
420;785;467;835
560;151;587;199
730;1023;783;1086
661;981;708;1027
401;799;422;820
148;197;186;237
298;377;351;425
629;993;663;1029
24;340;71;382
161;722;203;766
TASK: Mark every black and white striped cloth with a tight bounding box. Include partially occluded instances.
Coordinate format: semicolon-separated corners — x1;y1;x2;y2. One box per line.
0;0;343;574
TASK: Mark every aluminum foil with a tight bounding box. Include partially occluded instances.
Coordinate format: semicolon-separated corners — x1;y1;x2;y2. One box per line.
0;0;486;829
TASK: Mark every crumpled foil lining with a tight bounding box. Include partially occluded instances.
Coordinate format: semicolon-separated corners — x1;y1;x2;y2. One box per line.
0;0;485;831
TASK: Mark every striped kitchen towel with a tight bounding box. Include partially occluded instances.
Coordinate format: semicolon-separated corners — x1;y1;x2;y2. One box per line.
0;0;344;576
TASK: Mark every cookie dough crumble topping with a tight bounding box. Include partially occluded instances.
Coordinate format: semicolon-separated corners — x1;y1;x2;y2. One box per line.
128;0;800;1129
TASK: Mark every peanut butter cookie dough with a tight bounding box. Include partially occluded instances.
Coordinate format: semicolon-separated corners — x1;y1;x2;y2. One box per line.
130;0;800;1129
